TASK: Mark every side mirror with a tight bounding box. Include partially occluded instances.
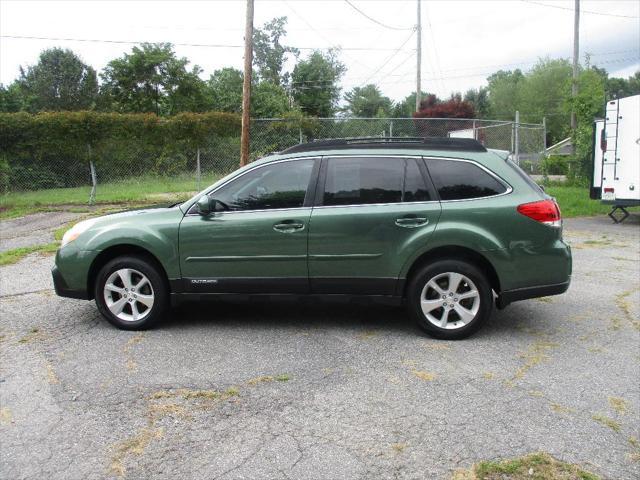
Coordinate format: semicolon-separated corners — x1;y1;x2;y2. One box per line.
196;195;212;215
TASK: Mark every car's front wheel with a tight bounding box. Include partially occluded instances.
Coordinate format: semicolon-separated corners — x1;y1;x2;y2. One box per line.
95;255;169;330
407;260;492;340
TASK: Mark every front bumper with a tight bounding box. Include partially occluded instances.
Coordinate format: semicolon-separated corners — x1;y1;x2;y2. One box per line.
52;265;89;300
496;278;571;309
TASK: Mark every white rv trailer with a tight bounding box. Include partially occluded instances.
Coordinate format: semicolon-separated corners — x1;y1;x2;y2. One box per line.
590;94;640;223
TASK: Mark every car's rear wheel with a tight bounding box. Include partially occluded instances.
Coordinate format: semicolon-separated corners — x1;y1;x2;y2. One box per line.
95;255;168;330
407;260;492;340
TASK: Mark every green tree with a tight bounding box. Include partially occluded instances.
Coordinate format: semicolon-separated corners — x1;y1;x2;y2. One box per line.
100;43;207;115
517;58;572;143
252;81;290;118
291;50;346;117
343;84;393;117
253;16;298;86
603;70;640;100
463;87;490;118
564;68;606;177
391;91;430;117
206;67;244;113
17;48;98;112
0;83;24;112
486;69;524;119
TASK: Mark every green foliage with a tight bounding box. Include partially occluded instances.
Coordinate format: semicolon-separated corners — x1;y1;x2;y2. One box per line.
99;43;207;115
291;50;346;117
252;81;291;118
0;111;240;191
0;83;24;112
540;155;568;175
464;87;490;118
17;48;98;112
253;16;298;86
564;68;606;177
206;68;243;113
391;91;429;117
486;68;524;120
343;84;393;118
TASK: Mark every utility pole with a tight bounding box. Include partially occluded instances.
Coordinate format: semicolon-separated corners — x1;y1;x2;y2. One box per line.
240;0;254;167
571;0;580;154
415;0;422;112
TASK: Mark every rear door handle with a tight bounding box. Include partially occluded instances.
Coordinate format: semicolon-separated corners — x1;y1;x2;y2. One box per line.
395;216;429;228
273;220;305;232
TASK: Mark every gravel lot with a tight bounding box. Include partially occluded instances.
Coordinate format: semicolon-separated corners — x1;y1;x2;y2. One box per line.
0;214;638;480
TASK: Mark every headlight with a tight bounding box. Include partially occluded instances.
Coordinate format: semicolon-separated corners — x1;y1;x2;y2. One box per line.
61;219;98;247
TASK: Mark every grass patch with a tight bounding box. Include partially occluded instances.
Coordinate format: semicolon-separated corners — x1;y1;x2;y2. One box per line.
0;173;224;219
0;243;59;266
452;452;599;480
545;185;631;218
592;413;621;432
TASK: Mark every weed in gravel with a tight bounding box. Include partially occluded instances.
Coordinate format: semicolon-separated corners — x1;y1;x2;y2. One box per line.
608;397;628;415
412;370;436;381
536;297;553;303
592;413;621;432
451;451;599;480
109;427;164;477
0;407;12;424
247;374;290;385
616;289;639;330
629;437;640;462
511;340;559;382
482;372;495;380
358;330;378;340
550;403;575;415
18;327;44;344
391;443;407;453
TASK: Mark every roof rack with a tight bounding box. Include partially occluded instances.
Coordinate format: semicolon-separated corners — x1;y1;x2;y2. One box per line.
281;136;487;154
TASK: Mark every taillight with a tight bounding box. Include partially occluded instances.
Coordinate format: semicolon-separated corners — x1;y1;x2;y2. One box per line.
517;199;562;227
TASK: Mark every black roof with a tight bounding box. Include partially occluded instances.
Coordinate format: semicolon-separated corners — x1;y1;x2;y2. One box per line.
281;137;487;154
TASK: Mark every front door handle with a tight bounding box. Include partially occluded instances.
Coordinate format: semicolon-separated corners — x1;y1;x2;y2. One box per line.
395;216;429;228
273;220;305;233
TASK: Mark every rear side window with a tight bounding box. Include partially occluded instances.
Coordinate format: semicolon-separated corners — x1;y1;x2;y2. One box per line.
323;157;403;206
427;159;507;200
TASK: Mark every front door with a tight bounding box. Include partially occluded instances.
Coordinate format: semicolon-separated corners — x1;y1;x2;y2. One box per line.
308;156;441;295
179;158;318;294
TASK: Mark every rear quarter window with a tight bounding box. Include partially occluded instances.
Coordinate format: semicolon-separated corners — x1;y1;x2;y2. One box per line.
426;159;508;201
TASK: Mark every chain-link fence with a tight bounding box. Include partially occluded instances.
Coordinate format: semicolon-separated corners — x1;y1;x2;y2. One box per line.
1;117;545;204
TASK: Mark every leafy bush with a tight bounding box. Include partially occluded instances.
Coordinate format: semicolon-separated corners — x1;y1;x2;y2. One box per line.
540;155;569;175
0;111;240;191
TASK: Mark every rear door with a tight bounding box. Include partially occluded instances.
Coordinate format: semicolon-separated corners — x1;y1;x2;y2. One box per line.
308;155;441;295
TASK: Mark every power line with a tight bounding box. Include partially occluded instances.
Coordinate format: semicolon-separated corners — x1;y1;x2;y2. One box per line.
343;0;414;31
0;34;414;52
358;29;416;87
521;0;639;19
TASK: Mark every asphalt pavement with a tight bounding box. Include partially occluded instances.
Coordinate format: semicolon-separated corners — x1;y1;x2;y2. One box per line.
0;214;638;479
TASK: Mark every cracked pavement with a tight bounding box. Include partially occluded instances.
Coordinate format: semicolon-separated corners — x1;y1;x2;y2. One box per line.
0;214;638;479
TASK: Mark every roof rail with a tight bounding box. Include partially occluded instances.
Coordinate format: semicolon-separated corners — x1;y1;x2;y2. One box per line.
281;136;487;154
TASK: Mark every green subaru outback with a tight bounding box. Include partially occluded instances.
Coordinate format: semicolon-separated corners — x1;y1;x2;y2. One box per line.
52;137;571;339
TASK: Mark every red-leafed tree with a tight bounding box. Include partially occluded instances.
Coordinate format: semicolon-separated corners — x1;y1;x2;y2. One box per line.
413;94;475;137
413;94;475;118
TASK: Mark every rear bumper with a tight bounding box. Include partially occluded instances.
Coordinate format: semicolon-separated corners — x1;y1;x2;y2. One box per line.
52;265;89;300
497;278;570;309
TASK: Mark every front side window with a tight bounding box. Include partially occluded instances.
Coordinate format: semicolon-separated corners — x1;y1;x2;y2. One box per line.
323;157;404;206
212;159;315;211
427;159;507;201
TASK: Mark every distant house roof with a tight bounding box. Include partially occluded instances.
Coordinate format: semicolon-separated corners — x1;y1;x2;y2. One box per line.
545;137;573;156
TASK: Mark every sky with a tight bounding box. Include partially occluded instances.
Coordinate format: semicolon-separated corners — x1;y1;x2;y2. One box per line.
0;0;638;103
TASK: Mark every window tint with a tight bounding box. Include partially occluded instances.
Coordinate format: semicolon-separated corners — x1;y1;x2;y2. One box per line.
323;157;403;206
427;159;507;200
403;159;431;202
213;159;314;211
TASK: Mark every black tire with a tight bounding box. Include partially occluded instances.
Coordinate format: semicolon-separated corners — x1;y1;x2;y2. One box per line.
94;255;169;330
406;259;493;340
